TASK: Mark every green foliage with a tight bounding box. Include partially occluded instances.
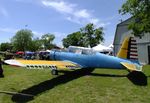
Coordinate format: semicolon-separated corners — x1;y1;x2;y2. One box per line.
63;23;104;48
11;29;33;51
41;33;55;50
63;31;85;48
0;42;13;51
10;30;56;51
81;23;104;47
119;0;150;37
29;37;43;51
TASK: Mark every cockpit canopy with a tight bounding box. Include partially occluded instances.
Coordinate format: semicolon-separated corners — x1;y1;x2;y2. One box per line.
68;46;96;55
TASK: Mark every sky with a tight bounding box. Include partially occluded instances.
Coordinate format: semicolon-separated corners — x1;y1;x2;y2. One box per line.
0;0;130;47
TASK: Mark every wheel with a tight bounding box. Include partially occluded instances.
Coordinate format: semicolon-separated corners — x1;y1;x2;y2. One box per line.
51;69;58;75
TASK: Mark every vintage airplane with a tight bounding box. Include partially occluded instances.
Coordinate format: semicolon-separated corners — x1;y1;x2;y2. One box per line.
4;36;143;75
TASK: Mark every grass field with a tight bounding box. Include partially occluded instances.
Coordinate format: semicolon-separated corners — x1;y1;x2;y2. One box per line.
0;65;150;103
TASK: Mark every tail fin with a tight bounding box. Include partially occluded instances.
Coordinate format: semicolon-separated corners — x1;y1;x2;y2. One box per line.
117;37;138;60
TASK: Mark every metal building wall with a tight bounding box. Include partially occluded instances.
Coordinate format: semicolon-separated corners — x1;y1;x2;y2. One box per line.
136;34;150;64
113;18;150;64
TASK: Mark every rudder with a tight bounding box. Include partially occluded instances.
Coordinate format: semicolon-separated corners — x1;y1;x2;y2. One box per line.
117;37;138;60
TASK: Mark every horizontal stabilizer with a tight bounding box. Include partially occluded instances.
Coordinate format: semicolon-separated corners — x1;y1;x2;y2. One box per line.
121;62;142;72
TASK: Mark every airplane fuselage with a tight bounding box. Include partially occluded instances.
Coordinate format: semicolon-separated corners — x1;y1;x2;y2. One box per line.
49;51;136;70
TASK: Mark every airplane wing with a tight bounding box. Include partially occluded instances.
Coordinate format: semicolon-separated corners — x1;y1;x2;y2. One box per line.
4;59;81;70
121;62;142;72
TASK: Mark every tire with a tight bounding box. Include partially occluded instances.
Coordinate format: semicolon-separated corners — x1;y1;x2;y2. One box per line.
51;69;58;75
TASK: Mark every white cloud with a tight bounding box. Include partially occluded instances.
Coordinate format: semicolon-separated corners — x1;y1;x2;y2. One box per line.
41;0;109;27
32;31;43;36
98;22;111;28
0;7;9;17
0;27;17;33
0;27;45;37
42;0;75;14
74;9;91;19
13;0;110;27
90;18;99;25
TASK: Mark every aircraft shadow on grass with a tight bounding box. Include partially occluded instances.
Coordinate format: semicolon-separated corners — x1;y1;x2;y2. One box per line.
11;69;147;103
88;71;147;86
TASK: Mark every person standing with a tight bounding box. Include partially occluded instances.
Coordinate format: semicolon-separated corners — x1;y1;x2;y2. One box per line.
0;58;4;78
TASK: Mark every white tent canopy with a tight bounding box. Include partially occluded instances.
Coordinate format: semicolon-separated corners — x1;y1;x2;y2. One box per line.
92;44;113;52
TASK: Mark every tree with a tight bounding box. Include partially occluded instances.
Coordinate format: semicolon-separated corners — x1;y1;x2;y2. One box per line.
63;23;104;48
0;42;13;51
11;29;33;51
81;23;104;47
29;37;43;51
41;33;55;50
119;0;150;37
62;31;85;48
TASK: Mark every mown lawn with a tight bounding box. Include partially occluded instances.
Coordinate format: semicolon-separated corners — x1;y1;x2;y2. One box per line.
0;65;150;103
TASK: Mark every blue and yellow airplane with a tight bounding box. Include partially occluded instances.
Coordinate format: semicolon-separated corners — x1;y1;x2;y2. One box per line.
4;37;142;75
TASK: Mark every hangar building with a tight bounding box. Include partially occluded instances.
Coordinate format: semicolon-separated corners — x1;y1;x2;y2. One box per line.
113;18;150;64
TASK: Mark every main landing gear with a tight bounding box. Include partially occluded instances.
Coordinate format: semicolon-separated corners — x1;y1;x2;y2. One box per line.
51;69;58;75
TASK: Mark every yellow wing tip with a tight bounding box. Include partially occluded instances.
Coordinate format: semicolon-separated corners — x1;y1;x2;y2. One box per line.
121;62;142;72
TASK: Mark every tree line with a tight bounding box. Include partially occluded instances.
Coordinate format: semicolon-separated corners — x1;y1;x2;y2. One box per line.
0;23;104;52
0;30;56;52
